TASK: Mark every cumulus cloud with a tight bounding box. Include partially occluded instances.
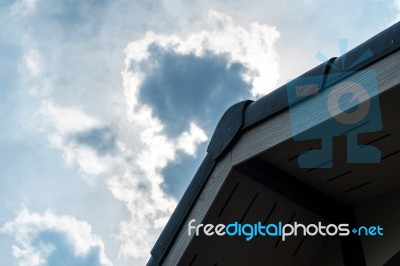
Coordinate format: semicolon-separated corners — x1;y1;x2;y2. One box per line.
124;10;279;104
120;8;280;197
37;97;206;262
176;123;208;155
75;127;117;156
105;110;206;260
119;10;281;198
107;10;280;260
137;47;251;137
23;9;279;264
25;49;42;77
39;101;116;179
2;0;395;265
0;207;111;266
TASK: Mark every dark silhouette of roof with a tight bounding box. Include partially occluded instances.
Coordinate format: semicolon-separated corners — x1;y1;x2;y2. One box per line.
147;21;400;266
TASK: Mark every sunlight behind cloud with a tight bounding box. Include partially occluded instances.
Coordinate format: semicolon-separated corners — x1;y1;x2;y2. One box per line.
124;10;280;101
108;9;281;260
1;0;395;265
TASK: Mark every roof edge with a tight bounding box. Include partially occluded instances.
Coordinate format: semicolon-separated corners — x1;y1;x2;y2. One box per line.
207;100;253;160
150;154;215;265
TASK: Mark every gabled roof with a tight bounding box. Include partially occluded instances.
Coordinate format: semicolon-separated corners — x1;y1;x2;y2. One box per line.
147;21;400;266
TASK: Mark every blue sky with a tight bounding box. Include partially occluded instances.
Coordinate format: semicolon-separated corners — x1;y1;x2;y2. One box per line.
0;0;399;265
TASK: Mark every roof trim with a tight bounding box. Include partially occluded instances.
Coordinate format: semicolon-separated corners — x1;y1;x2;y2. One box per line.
149;154;215;265
207;100;253;160
244;22;400;130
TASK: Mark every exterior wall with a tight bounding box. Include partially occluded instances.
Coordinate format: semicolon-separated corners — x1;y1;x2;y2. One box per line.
355;188;400;265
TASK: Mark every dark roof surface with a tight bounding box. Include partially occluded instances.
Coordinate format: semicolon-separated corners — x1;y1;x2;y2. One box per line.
148;21;400;266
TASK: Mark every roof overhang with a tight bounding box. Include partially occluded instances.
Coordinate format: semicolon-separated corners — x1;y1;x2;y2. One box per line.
148;22;400;266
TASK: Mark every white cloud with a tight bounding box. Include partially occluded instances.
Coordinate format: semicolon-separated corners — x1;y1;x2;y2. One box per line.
11;0;38;16
123;10;280;100
30;9;279;263
21;49;53;97
39;101;115;179
105;111;206;260
176;123;208;156
40;101;100;134
1;207;112;266
25;49;42;77
37;97;206;262
105;10;279;261
106;168;176;260
2;0;396;264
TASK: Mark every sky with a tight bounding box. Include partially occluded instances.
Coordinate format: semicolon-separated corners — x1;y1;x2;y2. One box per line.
0;0;399;265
